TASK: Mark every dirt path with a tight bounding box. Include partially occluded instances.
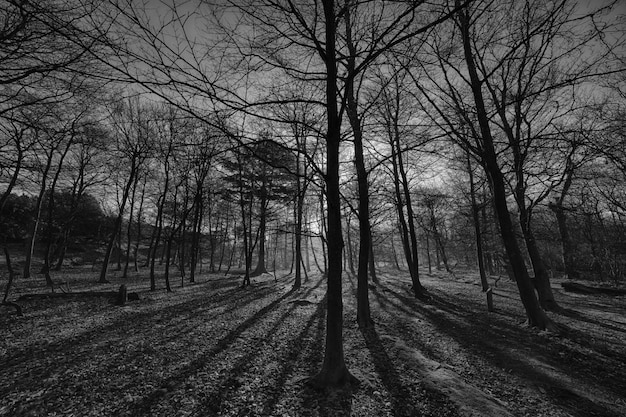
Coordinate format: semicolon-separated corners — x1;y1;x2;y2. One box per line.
1;269;624;416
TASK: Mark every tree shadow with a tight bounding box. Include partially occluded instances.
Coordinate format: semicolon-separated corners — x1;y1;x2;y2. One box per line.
124;285;299;415
0;280;290;416
374;278;625;417
360;326;423;416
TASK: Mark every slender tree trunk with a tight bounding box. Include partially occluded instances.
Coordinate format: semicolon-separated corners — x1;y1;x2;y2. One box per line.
391;234;402;271
369;238;378;284
133;177;147;273
54;230;69;271
431;218;450;273
164;236;173;292
345;216;356;274
319;191;329;275
468;154;493;312
0;138;23;213
549;166;578;279
2;246;22;315
190;190;202;282
311;231;325;274
149;196;164;290
24;153;54;280
252;189;269;276
424;233;432;275
123;175;139;278
294;183;303;289
100;163;137;283
238;161;251;288
304;210;311;273
43;140;72;288
218;206;229;272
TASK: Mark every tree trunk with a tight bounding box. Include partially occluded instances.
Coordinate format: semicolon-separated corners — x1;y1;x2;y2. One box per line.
3;246;23;316
190;190;202;282
344;14;374;327
369;237;378;284
101;156;138;283
149;192;166;290
294;178;304;289
551;204;578;279
123;175;139;278
345;215;356;274
24;152;54;279
164;236;173;292
252;188;269;276
521;220;559;311
425;233;432;275
391;234;402;270
311;0;357;388
459;5;556;330
133;177;147;273
549;165;578;279
311;231;325;274
430;212;450;273
467;154;493;312
239;159;251;288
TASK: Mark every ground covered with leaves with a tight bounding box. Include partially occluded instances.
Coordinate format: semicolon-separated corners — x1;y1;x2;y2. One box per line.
1;267;625;416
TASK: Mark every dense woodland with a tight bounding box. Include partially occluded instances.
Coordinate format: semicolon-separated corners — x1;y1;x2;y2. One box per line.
1;0;626;415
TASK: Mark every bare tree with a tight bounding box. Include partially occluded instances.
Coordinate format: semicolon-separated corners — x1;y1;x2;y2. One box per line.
99;97;151;283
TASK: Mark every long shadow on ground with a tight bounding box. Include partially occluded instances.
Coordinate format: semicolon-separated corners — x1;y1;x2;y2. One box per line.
374;277;625;417
0;278;290;416
124;285;299;415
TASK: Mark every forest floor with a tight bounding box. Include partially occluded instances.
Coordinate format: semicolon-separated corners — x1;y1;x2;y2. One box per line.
1;266;625;417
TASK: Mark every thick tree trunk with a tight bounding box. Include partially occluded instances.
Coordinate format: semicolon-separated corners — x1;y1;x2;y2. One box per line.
312;0;357;388
459;6;556;330
521;220;559;311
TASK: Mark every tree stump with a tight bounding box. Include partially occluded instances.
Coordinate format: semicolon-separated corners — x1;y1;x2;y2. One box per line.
116;284;127;305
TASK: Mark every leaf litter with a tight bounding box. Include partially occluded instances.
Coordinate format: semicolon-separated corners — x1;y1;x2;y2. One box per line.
0;268;625;416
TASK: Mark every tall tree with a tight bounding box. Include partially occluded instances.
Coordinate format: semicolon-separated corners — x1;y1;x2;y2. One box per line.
99;97;150;283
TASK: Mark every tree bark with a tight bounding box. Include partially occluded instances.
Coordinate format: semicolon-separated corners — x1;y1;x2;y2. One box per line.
344;6;373;329
549;165;578;279
311;0;357;388
252;185;269;276
467;153;493;312
458;5;556;330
